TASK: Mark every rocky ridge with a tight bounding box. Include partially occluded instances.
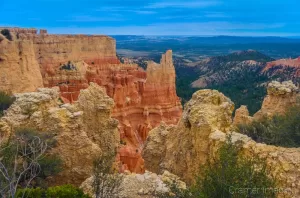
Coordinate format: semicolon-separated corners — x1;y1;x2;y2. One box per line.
142;89;234;183
264;57;300;80
143;81;300;197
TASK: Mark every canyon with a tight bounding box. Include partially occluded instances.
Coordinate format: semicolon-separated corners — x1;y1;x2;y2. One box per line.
1;27;300;197
0;27;182;174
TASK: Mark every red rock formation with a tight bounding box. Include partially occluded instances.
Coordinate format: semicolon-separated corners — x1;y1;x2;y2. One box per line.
0;28;182;173
264;57;300;78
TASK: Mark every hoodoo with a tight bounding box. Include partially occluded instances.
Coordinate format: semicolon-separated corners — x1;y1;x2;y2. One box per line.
0;27;182;173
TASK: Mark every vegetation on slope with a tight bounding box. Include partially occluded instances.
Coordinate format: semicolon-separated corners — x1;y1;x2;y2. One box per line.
16;185;90;198
207;70;268;115
59;61;77;71
237;101;300;147
1;29;13;41
176;51;276;114
211;50;274;63
175;60;200;104
0;91;15;117
158;136;277;198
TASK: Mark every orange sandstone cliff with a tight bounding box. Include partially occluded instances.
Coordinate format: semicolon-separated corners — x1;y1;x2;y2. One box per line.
0;31;43;93
264;57;300;83
0;27;182;173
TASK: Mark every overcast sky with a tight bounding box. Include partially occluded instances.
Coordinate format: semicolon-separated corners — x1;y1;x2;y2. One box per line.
0;0;299;36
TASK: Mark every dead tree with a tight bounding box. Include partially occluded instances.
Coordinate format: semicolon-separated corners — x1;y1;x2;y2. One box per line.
0;134;48;198
92;153;123;198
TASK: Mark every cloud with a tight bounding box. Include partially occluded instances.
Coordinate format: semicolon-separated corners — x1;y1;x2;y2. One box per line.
146;1;221;8
95;7;124;12
57;15;124;22
95;7;155;15
47;22;288;36
134;10;156;15
204;12;230;18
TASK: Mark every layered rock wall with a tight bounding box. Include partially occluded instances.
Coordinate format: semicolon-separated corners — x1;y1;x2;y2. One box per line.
28;34;119;76
0;28;182;174
0;35;43;93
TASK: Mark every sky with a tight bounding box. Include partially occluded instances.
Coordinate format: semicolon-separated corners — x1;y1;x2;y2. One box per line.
0;0;299;36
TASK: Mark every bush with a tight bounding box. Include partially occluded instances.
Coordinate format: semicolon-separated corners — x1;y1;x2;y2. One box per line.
16;188;44;198
46;185;90;198
156;182;191;198
159;136;277;198
38;155;63;178
16;185;91;198
1;29;12;41
59;61;76;71
237;103;300;147
0;91;15;116
193;136;277;198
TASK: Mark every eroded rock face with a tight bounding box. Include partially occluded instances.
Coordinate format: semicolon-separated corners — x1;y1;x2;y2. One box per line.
233;80;299;125
0;83;119;186
0;28;182;173
0;36;44;93
46;50;182;174
142;90;234;182
264;57;300;79
233;105;253;125
80;170;186;198
253;81;299;119
143;87;300;197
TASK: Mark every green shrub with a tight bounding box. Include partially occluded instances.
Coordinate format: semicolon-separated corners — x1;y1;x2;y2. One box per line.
60;62;76;71
16;186;91;198
15;127;58;149
46;185;90;198
192;136;277;198
0;91;15;116
237;103;300;147
16;187;44;198
159;136;277;198
156;181;191;198
1;29;12;41
38;155;63;178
